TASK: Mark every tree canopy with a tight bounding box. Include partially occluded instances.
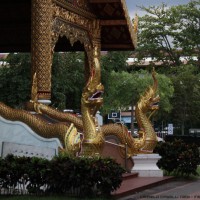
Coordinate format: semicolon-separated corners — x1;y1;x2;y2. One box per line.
134;0;200;68
169;65;200;134
101;52;174;117
51;52;84;111
0;53;31;108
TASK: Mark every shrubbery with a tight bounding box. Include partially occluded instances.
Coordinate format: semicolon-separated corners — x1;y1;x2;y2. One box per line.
154;139;200;177
0;154;125;197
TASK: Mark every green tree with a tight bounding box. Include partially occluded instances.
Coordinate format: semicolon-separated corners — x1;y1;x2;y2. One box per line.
101;51;132;112
101;51;132;73
0;53;31;108
135;1;200;67
171;0;200;67
169;65;200;135
51;52;85;111
136;4;181;66
101;69;174;120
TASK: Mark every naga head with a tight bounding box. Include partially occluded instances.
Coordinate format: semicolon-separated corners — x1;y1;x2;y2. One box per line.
82;68;104;115
139;89;160;113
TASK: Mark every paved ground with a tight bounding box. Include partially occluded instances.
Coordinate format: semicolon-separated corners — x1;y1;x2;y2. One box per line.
118;178;200;200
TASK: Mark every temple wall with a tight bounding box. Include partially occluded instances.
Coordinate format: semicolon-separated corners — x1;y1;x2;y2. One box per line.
0;116;62;159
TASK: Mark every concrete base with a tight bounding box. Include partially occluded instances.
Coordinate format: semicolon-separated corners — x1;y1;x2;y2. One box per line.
131;154;163;177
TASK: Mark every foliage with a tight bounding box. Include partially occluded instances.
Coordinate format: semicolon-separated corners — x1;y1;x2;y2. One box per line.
0;154;125;198
154;139;200;177
51;52;85;110
101;51;133;114
167;65;200;134
136;4;182;66
0;53;31;108
47;155;125;197
0;154;30;190
171;0;200;66
25;157;49;194
197;166;200;176
101;68;174;117
135;1;200;67
101;51;132;73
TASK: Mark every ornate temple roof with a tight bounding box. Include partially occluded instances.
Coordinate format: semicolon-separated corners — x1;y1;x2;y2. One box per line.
0;0;136;52
89;0;136;50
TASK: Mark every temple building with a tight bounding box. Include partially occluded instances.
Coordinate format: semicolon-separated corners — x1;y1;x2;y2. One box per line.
0;0;136;103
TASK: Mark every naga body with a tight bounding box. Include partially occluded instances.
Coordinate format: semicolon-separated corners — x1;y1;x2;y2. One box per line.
135;69;160;153
0;102;82;156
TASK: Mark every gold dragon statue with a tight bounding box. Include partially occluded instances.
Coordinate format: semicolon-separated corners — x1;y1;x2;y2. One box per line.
26;67;159;157
0;68;159;158
135;68;160;153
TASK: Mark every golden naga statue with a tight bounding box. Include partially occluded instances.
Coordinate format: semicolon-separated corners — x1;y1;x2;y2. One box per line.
136;68;160;153
0;68;159;158
72;67;159;156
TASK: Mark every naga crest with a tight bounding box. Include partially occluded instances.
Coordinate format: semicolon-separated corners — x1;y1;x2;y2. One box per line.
137;68;160;114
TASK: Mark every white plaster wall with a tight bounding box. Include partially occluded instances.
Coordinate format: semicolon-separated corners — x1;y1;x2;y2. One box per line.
0;116;62;157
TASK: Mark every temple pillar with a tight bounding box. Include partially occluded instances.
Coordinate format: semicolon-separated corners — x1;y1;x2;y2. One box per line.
31;0;53;104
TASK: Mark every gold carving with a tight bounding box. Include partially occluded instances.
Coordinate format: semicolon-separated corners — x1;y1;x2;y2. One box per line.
136;68;160;153
52;18;91;51
132;14;138;47
52;4;93;31
55;0;89;10
65;123;82;156
31;0;53;100
31;73;38;103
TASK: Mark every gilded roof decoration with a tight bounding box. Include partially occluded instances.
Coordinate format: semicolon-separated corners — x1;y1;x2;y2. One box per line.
0;0;136;52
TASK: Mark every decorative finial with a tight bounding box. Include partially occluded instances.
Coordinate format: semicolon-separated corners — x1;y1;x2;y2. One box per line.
133;13;138;34
132;13;138;48
31;72;38;102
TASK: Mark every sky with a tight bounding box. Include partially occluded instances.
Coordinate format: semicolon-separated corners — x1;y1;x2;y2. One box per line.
126;0;191;18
